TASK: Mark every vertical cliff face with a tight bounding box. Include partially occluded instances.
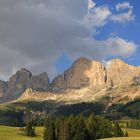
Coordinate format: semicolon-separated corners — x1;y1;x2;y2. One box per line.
84;61;106;88
51;57;107;91
7;68;32;97
51;57;92;91
0;68;50;102
51;58;140;91
29;72;50;91
107;59;140;87
0;81;8;97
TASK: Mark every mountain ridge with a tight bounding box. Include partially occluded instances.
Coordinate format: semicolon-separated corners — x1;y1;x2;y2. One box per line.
0;57;140;104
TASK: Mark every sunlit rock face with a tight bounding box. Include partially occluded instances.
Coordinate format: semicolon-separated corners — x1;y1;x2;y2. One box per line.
50;57;108;91
106;59;140;87
51;57;92;91
51;58;140;91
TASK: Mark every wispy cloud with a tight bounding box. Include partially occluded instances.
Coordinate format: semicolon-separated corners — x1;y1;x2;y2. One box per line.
111;2;135;23
88;0;96;12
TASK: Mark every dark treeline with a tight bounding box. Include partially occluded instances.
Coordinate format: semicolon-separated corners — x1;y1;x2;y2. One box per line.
53;102;105;116
0;101;105;126
0;109;24;126
43;114;125;140
118;99;140;119
126;120;140;129
0;100;140;127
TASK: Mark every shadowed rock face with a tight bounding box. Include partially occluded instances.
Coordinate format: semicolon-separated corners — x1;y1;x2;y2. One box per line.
7;68;32;97
28;72;50;91
0;81;8;97
0;68;50;102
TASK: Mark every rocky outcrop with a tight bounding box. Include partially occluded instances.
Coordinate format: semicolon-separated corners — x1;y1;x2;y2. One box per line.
0;68;50;102
0;81;8;97
51;57;92;91
51;58;140;91
7;68;32;98
106;59;140;87
28;72;50;91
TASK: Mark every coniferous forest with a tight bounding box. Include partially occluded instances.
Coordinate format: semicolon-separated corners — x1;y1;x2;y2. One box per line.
43;114;125;140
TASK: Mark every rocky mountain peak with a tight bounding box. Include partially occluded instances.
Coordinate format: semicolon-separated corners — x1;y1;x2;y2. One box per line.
51;57;92;91
0;68;50;103
109;59;128;67
39;72;49;78
20;68;32;74
29;72;50;92
51;58;140;91
73;57;91;64
0;57;140;103
9;68;32;83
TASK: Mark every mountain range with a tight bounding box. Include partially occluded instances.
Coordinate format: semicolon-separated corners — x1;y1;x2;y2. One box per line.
0;57;140;106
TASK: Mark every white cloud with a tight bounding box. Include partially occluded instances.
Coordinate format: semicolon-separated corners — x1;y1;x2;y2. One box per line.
106;37;137;57
84;5;111;30
0;0;137;80
111;2;135;23
116;2;132;11
88;0;96;12
85;1;135;30
69;36;136;60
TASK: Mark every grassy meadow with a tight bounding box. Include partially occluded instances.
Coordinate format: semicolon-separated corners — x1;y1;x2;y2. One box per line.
0;125;43;140
101;138;140;140
100;128;140;140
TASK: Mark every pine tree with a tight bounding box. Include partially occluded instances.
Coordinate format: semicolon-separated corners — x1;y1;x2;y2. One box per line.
95;117;113;139
126;122;129;128
58;118;70;140
74;115;88;140
67;115;77;139
113;121;124;137
124;131;128;137
86;113;96;140
25;121;36;137
43;117;55;140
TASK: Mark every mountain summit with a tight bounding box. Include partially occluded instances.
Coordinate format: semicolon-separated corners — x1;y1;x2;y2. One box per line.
51;58;140;90
0;68;50;102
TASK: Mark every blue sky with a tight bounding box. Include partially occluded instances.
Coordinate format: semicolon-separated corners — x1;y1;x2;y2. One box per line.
56;0;140;73
94;0;140;65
